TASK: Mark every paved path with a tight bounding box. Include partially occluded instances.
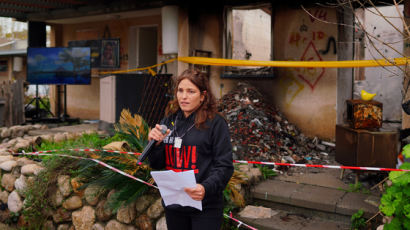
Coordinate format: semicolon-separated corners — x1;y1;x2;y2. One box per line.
236;166;382;230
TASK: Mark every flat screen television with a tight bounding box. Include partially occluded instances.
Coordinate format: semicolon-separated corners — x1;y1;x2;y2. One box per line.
27;47;91;85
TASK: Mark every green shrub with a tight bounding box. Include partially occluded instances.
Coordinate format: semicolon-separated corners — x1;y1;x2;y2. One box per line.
379;162;410;229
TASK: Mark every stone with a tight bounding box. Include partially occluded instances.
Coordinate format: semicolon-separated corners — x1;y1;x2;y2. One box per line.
85;130;95;135
72;206;95;230
63;196;83;210
147;198;164;219
58;175;72;197
238;164;251;173
1;174;16;191
16;157;36;166
51;189;64;207
0;160;17;171
66;132;77;140
238;205;276;219
53;207;72;224
92;223;105;230
43;220;55;230
7;139;17;147
30;136;43;146
54;133;66;143
12;126;25;138
0;209;10;222
116;202;136;224
13;140;30;152
71;177;84;196
84;184;104;206
21;164;44;176
0;155;13;163
248;167;262;183
57;224;70;230
135;194;154;213
0;128;10;139
14;175;27;196
0;149;9;156
0;190;9;203
156;216;167;230
136;214;152;230
7;191;23;212
105;220;128;230
40;134;53;142
95;199;112;221
106;189;116;201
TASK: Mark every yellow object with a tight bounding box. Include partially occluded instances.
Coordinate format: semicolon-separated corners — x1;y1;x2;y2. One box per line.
99;56;410;76
361;90;376;101
178;56;410;68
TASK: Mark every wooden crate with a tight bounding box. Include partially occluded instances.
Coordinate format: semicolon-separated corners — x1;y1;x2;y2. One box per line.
336;124;398;168
346;99;382;130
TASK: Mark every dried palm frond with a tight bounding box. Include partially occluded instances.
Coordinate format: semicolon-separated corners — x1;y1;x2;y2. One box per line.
75;109;154;212
225;170;247;207
115;109;150;140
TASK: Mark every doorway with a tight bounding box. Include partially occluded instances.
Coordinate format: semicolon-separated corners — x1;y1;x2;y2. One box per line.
129;26;158;69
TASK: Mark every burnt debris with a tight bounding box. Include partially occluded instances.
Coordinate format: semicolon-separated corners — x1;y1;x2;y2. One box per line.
218;82;333;165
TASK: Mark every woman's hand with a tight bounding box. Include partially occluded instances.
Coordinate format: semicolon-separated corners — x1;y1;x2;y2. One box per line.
148;124;170;145
184;184;205;201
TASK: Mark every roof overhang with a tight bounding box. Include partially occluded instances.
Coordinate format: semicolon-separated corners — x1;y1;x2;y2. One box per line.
0;0;400;22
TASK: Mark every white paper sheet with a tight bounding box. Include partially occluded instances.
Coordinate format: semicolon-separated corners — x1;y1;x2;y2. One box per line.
151;170;202;211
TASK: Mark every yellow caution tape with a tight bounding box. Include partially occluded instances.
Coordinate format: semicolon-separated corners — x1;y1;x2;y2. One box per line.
99;58;177;75
99;56;410;75
178;56;410;68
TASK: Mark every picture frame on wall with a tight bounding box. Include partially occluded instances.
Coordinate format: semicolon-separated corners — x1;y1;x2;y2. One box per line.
101;39;120;68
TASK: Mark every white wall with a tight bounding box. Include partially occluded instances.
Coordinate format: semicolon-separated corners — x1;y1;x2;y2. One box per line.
232;9;271;61
354;5;404;121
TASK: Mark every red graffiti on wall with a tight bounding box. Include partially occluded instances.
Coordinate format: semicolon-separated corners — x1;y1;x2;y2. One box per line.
289;31;326;47
308;9;327;23
296;41;325;91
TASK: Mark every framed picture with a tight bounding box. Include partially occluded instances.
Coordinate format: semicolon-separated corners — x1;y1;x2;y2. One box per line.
100;39;120;68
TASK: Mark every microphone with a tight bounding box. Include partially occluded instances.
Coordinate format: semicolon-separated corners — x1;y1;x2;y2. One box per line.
137;125;168;164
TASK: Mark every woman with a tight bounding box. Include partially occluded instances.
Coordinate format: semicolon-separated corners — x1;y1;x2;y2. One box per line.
148;69;234;230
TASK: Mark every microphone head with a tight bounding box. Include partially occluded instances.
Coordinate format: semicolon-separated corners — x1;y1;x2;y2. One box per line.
160;125;168;134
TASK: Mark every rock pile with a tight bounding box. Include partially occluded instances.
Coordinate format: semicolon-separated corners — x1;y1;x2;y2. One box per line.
218;82;334;165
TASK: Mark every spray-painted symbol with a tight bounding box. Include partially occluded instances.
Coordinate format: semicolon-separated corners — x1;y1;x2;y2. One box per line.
297;41;325;90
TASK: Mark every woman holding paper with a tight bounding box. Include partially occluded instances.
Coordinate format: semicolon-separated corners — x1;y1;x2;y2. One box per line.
148;69;234;230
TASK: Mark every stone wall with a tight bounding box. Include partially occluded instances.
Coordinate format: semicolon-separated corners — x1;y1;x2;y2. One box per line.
0;124;262;230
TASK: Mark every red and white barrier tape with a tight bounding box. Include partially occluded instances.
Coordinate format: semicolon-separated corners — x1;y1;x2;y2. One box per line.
20;148;141;156
15;149;408;230
15;150;257;229
16;149;410;172
224;212;258;230
13;151;157;189
233;160;410;172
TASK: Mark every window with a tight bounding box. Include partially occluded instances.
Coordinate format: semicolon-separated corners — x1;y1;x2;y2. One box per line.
223;5;273;78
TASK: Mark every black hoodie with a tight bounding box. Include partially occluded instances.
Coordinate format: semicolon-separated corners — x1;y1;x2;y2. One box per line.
149;110;234;211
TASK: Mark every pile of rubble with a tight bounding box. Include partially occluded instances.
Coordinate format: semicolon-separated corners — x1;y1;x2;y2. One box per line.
218;82;334;165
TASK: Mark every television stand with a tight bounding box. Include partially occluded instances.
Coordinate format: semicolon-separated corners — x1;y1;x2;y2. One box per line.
25;85;79;124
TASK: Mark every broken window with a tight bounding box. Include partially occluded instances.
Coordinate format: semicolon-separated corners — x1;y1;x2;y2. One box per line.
223;5;273;77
